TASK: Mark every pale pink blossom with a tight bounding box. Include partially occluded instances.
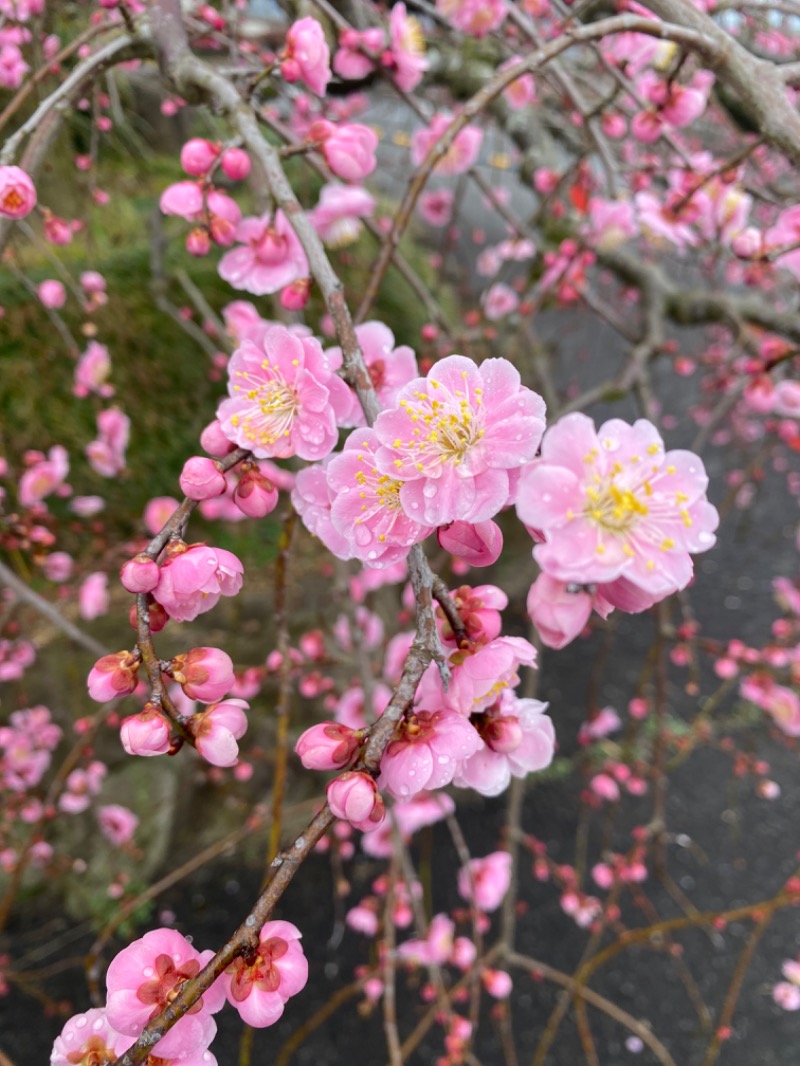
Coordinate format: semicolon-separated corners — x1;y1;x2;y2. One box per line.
326;428;433;568
295;721;360;770
171;647;234;703
37;279;66;309
0;165;35;218
419;189;454;227
410;114;483;175
457;851;512;911
217;325;350;460
218;211;309;296
585;198;638;250
454;692;555;796
437;0;507;37
18;445;68;506
398;913;454;965
309;182;375;246
74;340;114;398
361;791;454;858
282;17;331;96
120;706;171;757
499;56;536;110
327;320;418;426
437;519;502;567
526;573;613;649
333;27;384;80
516;413;718;600
79;572;109;620
98;804;139;846
160;179;204;219
378;708;482;799
327;771;386;831
144;496;179;536
223;920;308;1027
106;928;225;1058
387;3;427;92
440;635;538;717
51;1008;132;1066
153;543;244;623
774;380;800;417
85;408;129;477
120;554;160;594
291;460;354;560
374;355;546;527
483;282;519;320
192;698;249;767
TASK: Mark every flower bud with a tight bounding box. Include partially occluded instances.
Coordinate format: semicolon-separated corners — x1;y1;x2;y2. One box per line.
280;278;311;311
37;279;66;309
200;418;236;457
180;137;221;177
179;456;227;500
88;651;139;703
296;722;360;770
482;714;523;754
326;771;385;832
120;554;160;594
220;147;251;181
191;698;248;766
0;165;36;219
186;227;211;257
120;704;171;757
43;213;72;244
128;599;169;632
437;519;503;568
171;646;234;703
209;214;237;246
233;467;279;518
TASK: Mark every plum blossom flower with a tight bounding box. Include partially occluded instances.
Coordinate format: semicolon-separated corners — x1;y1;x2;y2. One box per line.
88;651;139;703
85;408;130;477
374;355;546;527
437;519;503;567
410;114;483;175
191;698;249;767
516;413;719;601
291;460;354;560
223;921;308;1027
153;543;244;623
327;321;418;427
499;56;536;110
106;928;225;1059
79;572;109;620
98;804;139;846
18;445;69;507
436;0;507;37
458;852;512;911
295;721;361;770
387;2;428;92
327;771;386;831
419;189;454;227
218;211;309;296
426;635;537;717
281;17;331;96
0;165;36;219
309;183;375;246
217;326;351;460
326;428;433;568
483;282;519;320
377;708;483;799
120;705;171;757
454;692;555;796
309;119;378;182
526;573;614;649
171;647;234;703
333;26;384;80
51;1008;132;1066
74;341;114;398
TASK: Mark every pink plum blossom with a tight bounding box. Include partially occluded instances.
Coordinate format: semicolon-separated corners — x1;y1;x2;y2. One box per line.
437;519;503;567
153;543;243;623
88;651;139;703
326;428;433;567
85;408;130;477
223;920;308;1027
282;17;331;96
0;165;36;219
218;211;309;296
106;928;225;1058
309;182;375;247
499;56;536;110
454;692;555;796
516;413;719;600
387;3;428;92
419;189;454;227
457;851;512;911
120;705;172;757
51;1008;132;1066
291;460;354;560
327;320;418;426
98;804;139;846
37;279;66;308
374;355;546;527
18;444;68;506
180;137;220;176
221;147;251;181
120;554;160;593
192;698;249;766
378;708;483;799
309;119;378;182
410;114;483;175
74;341;114;398
217;325;350;460
526;573;613;649
437;0;507;37
233;465;279;518
79;572;109;620
327;771;386;831
483;282;519;320
171;647;234;703
435;635;537;717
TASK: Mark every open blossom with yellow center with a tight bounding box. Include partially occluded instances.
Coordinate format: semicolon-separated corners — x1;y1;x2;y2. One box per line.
516;413;719;598
326;428;433;567
373;354;546;527
217;325;351;460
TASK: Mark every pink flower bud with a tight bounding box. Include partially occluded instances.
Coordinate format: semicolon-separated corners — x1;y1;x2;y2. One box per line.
191;698;248;766
482;968;513;999
88;651;139;703
0;165;36;219
220;148;251;181
526;574;593;650
200;418;236;457
731;227;762;259
37;279;66;309
120;554;160;594
180;137;221;177
186;227;211;257
437;519;503;567
280;278;311;311
482;714;523;754
171;646;234;703
327;771;385;832
209;214;237;247
43;214;72;244
179;456;227;500
233;467;279;518
295;722;360;770
280;56;301;83
120;705;171;757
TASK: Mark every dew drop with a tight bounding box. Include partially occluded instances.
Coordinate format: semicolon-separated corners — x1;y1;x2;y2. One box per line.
143;967;154;978
76;1017;88;1030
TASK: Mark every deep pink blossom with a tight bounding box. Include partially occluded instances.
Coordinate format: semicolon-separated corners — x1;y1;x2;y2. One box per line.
51;1008;132;1066
106;928;224;1058
221;147;251;181
327;771;386;831
218;211;309;296
223;920;308;1027
120;554;160;594
153;543;244;623
374;355;546;527
233;465;279;518
516;414;719;600
74;340;113;398
217;326;350;460
180;137;221;176
37;279;66;308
